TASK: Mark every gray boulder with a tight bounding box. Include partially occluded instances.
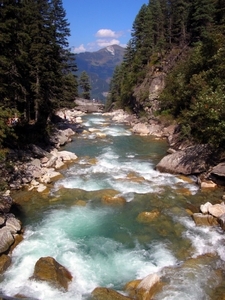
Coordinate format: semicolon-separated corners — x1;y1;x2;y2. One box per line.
0;228;14;253
156;144;213;175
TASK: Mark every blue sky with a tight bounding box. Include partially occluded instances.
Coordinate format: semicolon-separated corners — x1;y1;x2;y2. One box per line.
62;0;148;53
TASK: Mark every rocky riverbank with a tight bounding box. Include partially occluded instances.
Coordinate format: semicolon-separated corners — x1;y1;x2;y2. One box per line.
105;109;225;189
0;109;85;292
1;108;225;300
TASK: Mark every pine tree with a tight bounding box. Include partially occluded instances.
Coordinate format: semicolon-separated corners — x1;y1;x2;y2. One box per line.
190;0;215;40
79;71;91;100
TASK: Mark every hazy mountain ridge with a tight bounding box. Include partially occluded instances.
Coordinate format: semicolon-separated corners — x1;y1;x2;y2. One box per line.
75;44;125;101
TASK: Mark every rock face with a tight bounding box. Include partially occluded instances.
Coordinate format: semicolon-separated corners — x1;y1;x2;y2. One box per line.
31;256;72;291
156;144;213;175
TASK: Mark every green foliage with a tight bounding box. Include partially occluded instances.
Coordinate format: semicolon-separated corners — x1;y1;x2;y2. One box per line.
0;107;18;148
108;0;225;148
181;86;225;146
0;0;78;148
79;71;91;100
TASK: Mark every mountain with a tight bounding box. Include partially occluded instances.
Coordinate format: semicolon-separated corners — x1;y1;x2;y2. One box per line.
75;44;125;102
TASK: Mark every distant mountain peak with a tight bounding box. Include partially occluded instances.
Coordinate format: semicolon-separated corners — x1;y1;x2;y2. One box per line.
105;45;115;55
75;44;125;101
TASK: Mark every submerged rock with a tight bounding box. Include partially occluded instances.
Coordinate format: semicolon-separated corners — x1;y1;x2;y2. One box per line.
136;210;160;223
101;195;126;206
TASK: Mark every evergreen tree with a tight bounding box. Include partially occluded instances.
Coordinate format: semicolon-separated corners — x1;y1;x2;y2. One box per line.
0;0;78;148
190;0;215;40
79;71;91;100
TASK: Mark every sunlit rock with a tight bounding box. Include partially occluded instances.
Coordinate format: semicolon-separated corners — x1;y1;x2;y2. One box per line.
192;213;218;226
31;256;72;291
43;155;58;168
54;158;64;169
208;203;225;218
124;279;141;298
5;216;21;233
131;123;150;135
91;287;132;300
37;184;47;193
200;202;212;214
125;274;162;300
58;150;77;161
137;210;160;223
201;180;217;189
40;168;61;183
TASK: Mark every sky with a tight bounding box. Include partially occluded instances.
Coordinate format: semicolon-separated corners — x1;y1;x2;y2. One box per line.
62;0;148;53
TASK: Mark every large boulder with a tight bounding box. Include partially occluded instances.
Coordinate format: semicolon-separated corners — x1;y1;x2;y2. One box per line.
91;287;132;300
5;216;22;233
31;256;72;291
208;203;225;218
131;123;151;135
156;144;213;175
0;228;15;254
211;162;225;177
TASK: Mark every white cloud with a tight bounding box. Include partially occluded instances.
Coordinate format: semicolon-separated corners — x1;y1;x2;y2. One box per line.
72;44;86;53
95;29;121;38
72;29;126;53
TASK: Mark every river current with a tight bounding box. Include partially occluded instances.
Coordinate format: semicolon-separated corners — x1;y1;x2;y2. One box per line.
2;113;225;299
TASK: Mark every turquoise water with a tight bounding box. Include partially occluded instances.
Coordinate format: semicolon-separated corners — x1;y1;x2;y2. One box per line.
1;113;225;300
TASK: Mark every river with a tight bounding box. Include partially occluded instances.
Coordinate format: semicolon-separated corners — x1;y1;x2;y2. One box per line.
1;113;225;299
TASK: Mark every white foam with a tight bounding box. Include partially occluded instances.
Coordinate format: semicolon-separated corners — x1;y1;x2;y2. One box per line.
0;206;178;300
177;216;225;260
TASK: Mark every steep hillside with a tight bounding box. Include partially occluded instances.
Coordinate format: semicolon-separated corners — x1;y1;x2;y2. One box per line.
75;45;125;102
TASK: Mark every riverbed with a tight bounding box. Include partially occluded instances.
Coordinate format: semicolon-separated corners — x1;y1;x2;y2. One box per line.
2;113;225;300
